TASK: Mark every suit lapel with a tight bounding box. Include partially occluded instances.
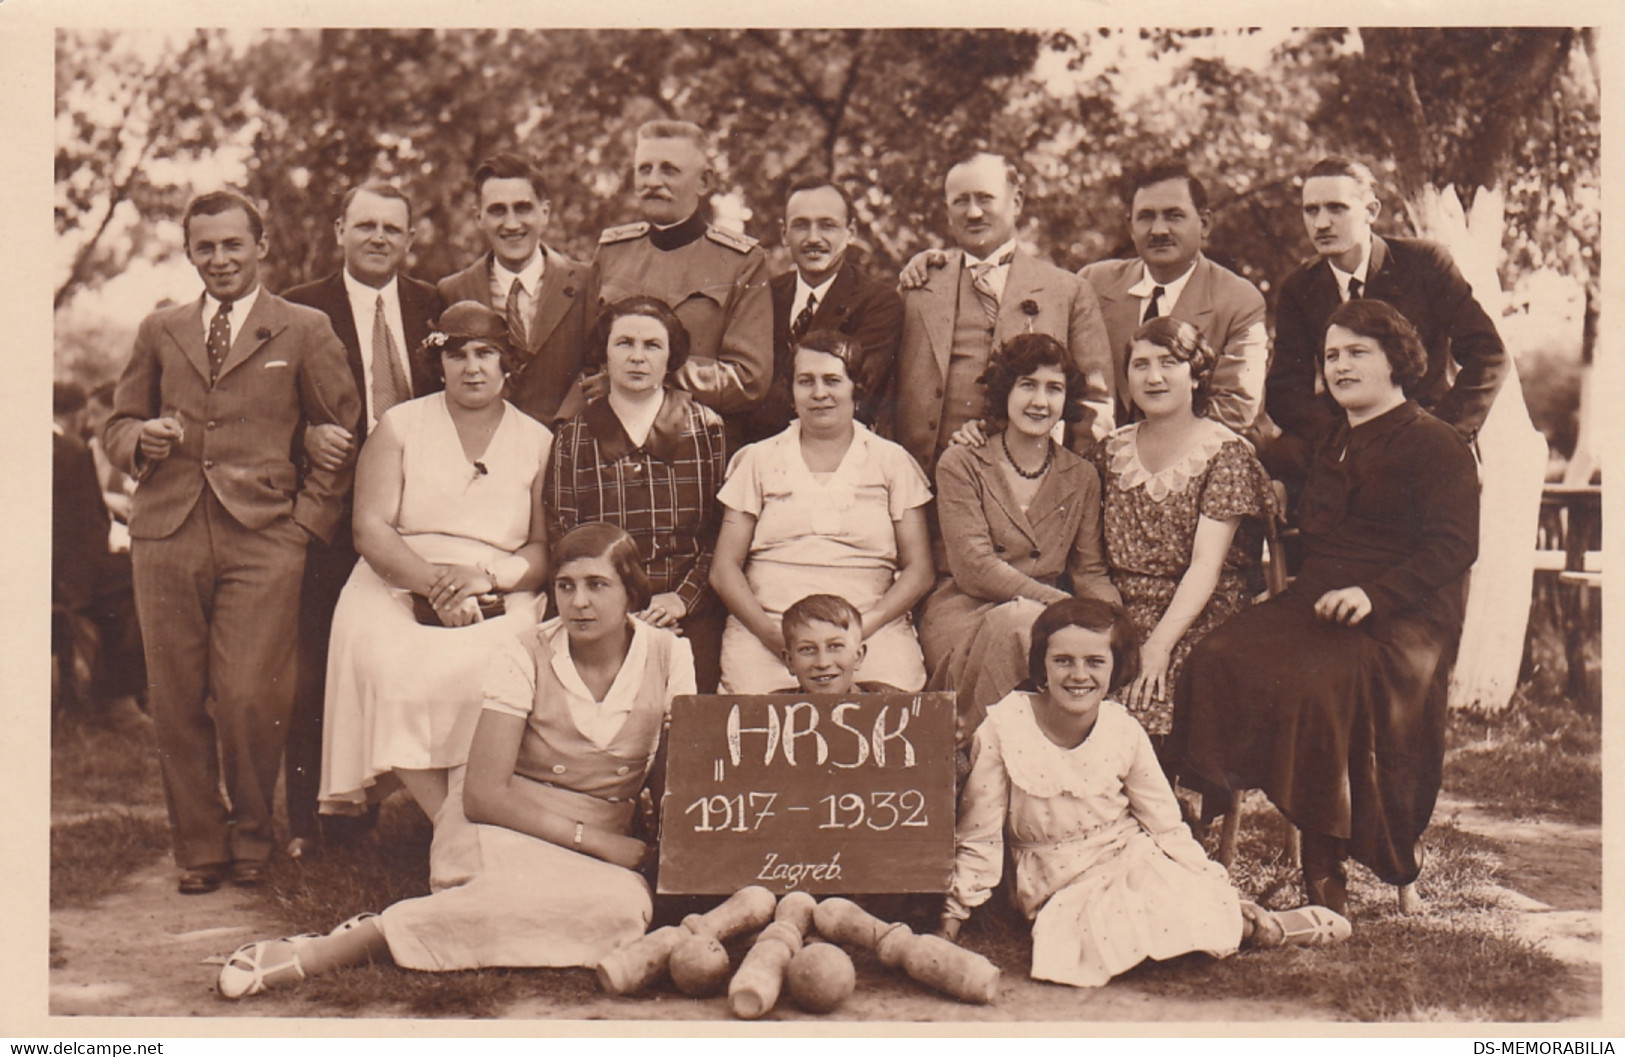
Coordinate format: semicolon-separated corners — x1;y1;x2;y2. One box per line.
217;291;285;382
526;247;580;353
321;274;367;401
813;261;862;329
972;443;1039;546
1172;255;1217;328
166;297;213;382
923;252;963;381
770;270;795;355
1096;260;1143;359
1364;235;1392;292
400;278;437;396
994;251;1047;342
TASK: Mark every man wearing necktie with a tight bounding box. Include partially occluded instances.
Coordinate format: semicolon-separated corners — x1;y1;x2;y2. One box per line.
102;191;360;893
1078;162;1270;436
886;151;1112;477
281;182;443;856
737;175;902;446
436;153;593;424
1267;156;1508;443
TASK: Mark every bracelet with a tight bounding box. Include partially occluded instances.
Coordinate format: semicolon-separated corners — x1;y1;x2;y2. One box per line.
572;821;584;851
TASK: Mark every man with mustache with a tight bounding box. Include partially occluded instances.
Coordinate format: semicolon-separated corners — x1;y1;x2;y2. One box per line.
1267;156;1508;443
102;190;360;893
1079;162;1269;436
591;121;772;426
737;174;903;446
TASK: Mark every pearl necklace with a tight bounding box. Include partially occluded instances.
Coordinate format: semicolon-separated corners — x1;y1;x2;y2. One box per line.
1001;431;1052;480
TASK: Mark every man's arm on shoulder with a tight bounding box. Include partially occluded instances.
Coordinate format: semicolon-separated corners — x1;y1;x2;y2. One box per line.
1416;241;1508;435
292;312;363;543
1205;271;1269;434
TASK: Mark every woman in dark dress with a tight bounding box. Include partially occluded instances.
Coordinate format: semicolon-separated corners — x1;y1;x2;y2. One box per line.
1176;298;1479;919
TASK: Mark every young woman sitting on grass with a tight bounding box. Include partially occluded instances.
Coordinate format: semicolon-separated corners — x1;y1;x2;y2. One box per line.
940;597;1349;989
216;523;694;998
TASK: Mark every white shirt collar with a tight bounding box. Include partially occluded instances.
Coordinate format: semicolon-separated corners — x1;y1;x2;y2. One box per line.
1127;256;1199;308
1328;238;1372;299
202;285;261;337
493;250;547;296
964;238;1018;269
792;269;840;321
343;269;400;307
546;616;651;750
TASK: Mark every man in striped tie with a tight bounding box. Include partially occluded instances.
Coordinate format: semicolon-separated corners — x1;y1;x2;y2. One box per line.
282;182;444;857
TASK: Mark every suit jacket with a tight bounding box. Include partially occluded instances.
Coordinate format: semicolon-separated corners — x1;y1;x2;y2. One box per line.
737;260;904;445
1080;253;1268;434
883;248;1113;475
1268;234;1508;440
281;269;442;442
437;247;593;424
102;291;362;544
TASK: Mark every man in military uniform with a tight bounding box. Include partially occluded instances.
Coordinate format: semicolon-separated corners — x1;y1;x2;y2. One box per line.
591;120;772;418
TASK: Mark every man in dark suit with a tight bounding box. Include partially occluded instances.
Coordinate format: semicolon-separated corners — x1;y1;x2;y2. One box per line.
437;153;593;425
1268;156;1509;443
281;182;443;856
103;191;360;893
886;152;1113;477
737;175;903;446
1080;162;1269;436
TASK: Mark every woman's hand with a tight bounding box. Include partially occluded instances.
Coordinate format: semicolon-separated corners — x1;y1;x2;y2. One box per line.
596;832;654;872
434;594;484;627
1127;639;1173;710
1314;586;1373;626
428;563;495;609
948;418;989;449
638;592;688;629
937;915;963;942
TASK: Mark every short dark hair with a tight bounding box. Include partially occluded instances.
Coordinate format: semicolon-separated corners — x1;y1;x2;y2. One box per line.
340;181;414;226
1124;160;1208;213
551;522;653;614
586;296;692;375
784;174;855;226
418;300;521;386
1026;597;1140;694
88;381;118;406
1304;156;1379;200
793;329;867;403
474;153;548;203
979;333;1088;428
183;190;264;245
781;594;863;646
1128;317;1221;418
54;380;87;417
1323;298;1429;395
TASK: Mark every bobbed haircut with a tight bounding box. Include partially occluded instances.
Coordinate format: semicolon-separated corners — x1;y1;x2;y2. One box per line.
586;296;692;375
1124;160;1209;213
339;181;414;226
551;522;653;614
1304;156;1379;201
783;173;856;226
1026;597;1140;694
781;593;864;645
979;333;1087;428
1128;316;1221;418
1323;297;1429;395
792;329;867;403
473;153;548;202
183;190;265;245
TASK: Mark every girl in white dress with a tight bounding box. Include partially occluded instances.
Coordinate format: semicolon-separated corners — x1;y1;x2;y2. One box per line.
941;597;1349;988
217;523;695;997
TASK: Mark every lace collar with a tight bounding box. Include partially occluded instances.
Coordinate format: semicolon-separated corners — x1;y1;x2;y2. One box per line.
1104;418;1240;503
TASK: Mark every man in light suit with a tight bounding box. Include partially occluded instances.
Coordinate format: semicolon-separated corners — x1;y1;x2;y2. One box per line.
280;182;443;856
886;152;1113;476
737;174;903;446
1080;162;1269;436
1268;156;1508;444
437;153;593;424
103;191;360;893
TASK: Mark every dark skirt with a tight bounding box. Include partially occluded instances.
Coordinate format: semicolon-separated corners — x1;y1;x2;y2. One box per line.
1174;563;1460;886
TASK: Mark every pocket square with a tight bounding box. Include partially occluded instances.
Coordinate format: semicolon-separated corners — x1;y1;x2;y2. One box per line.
264;360;290;369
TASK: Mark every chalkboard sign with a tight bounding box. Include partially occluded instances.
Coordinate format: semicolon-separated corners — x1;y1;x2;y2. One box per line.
657;692;957;895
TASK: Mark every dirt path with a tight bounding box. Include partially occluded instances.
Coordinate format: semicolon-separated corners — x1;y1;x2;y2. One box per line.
48;798;1603;1024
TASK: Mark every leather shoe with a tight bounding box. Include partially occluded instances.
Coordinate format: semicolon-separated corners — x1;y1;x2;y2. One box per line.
286;837;316;861
230;860;268;887
178;864;227;895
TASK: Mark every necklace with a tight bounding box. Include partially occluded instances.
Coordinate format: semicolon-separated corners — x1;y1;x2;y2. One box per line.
1001;430;1052;480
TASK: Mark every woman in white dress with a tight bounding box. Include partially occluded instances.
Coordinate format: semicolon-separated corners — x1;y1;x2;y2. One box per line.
217;523;695;996
710;329;935;693
320;301;553;824
941;597;1349;989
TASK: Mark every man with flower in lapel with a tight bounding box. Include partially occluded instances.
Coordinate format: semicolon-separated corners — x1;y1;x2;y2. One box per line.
437;153;593;424
886;152;1113;478
102;190;360;894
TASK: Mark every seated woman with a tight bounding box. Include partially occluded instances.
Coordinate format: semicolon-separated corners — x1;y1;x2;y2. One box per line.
711;329;935;693
217;523;696;997
1088;318;1275;752
546;297;728;691
941;597;1349;990
1176;299;1480;917
919;333;1119;736
320;302;552;824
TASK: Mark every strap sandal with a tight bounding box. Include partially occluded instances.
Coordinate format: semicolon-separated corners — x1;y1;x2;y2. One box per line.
1240;901;1285;948
330;912;379;936
217;934;318;1000
1273;905;1352;947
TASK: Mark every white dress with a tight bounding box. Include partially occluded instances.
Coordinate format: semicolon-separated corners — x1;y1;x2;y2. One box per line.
947;693;1242;988
377;618;695;970
319;393;552;816
716;421;932;692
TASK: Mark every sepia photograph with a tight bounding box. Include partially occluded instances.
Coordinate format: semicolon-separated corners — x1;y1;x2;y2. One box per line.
12;2;1616;1038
